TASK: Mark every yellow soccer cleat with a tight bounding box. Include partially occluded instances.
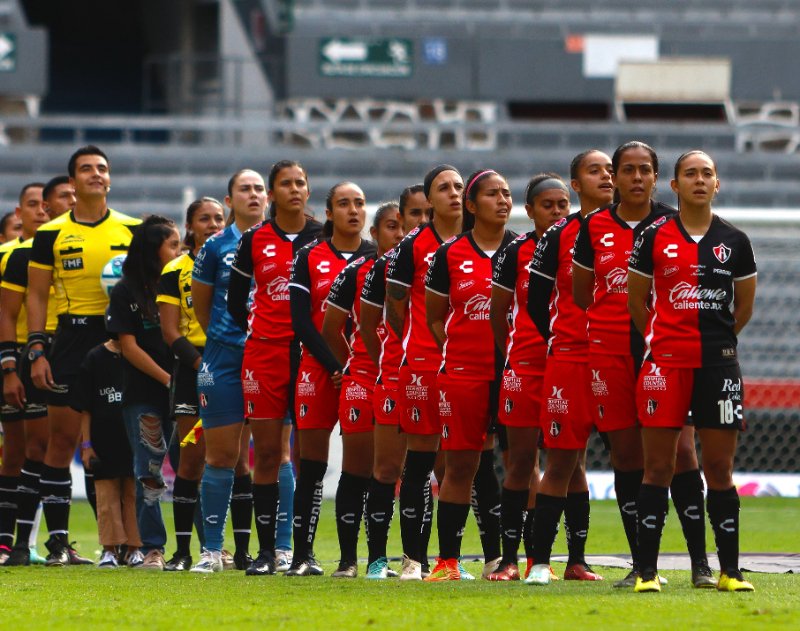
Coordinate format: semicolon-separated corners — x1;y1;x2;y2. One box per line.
717;571;755;592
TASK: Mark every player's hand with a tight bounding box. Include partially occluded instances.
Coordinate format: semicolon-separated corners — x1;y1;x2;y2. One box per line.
81;446;98;470
331;370;343;389
3;371;26;409
31;356;54;391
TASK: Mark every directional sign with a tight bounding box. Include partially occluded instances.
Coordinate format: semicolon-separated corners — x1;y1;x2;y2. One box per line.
0;33;16;72
319;38;412;78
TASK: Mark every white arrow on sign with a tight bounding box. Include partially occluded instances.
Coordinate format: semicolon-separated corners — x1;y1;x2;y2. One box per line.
0;34;13;60
323;39;368;64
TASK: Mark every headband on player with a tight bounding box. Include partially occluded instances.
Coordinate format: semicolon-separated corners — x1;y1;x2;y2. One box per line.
465;170;497;199
423;164;460;199
526;177;569;204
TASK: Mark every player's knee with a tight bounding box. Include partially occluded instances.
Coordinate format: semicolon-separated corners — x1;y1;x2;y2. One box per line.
374;461;402;484
702;459;733;489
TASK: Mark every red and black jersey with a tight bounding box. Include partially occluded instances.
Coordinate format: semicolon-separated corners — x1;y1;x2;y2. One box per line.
232;219;322;341
529;212;587;359
386;223;444;370
492;231;547;376
290;238;377;333
628;214;757;368
426;230;516;380
573;201;675;361
326;253;382;384
361;251;404;386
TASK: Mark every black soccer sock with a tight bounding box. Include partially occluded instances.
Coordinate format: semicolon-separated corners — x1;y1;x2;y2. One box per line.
252;482;279;553
83;470;97;519
14;460;42;548
670;469;708;566
40;465;71;543
0;474;19;548
420;475;434;567
500;487;528;564
172;476;199;556
292;459;327;560
437;500;471;560
636;483;669;575
366;477;396;564
471;449;502;561
614;468;643;566
335;472;369;564
564;490;591;566
523;503;535;559
230;474;253;555
707;486;741;575
398;450;436;562
531;493;566;566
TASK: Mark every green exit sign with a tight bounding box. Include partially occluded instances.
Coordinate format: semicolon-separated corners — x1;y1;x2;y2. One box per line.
319;38;412;78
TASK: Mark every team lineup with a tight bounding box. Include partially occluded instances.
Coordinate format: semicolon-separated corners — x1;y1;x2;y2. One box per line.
0;143;757;594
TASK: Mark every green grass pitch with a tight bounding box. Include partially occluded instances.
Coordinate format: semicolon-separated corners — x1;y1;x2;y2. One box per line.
2;498;799;630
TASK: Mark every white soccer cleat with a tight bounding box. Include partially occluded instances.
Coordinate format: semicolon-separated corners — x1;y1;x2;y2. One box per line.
399;554;422;581
524;563;552;585
190;548;223;573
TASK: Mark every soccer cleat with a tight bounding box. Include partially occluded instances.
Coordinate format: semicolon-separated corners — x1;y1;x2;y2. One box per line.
399;554;422;581
524;558;559;581
386;566;399;578
424;557;461;582
285;556;325;577
29;546;47;565
524;563;552;585
332;560;358;578
44;538;70;567
190;549;223;573
717;571;755;592
613;567;640;588
481;556;502;579
234;549;253;571
564;563;604;581
164;553;193;572
457;559;475;580
366;557;389;579
634;569;661;593
5;545;31;567
220;549;235;571
67;543;94;566
138;549;166;570
421;560;431;579
486;560;520;581
126;550;145;567
245;550;276;576
275;549;292;573
98;550;119;569
691;562;717;589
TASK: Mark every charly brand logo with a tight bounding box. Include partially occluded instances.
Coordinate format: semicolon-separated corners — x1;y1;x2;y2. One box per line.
712;242;731;264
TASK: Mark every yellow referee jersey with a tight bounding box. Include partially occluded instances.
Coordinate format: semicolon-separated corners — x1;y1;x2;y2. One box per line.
29;208;140;316
1;237;58;342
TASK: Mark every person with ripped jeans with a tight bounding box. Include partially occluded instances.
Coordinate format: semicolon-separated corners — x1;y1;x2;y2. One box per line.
106;215;182;570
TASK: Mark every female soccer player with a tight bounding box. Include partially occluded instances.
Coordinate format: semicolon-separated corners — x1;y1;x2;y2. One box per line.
628;151;757;593
422;169;515;581
573;142;715;589
157;197;225;570
359;190;428;579
524;160;613;585
385;165;465;580
286;181;375;576
322;202;403;578
227;160;322;576
190;169;266;573
488;173;570;580
106;215;182;570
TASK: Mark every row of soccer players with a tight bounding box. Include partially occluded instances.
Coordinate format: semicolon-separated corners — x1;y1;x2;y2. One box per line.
0;144;756;592
192;143;755;592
